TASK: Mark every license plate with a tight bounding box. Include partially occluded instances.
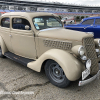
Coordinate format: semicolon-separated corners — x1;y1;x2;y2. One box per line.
82;69;90;80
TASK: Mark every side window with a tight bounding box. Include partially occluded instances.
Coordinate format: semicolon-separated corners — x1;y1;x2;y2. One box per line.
95;19;100;25
12;18;31;30
82;19;94;25
1;18;10;28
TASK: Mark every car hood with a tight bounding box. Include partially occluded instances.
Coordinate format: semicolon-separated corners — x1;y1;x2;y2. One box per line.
38;28;93;42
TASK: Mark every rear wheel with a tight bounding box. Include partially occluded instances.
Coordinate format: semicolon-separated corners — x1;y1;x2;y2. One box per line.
0;46;4;58
45;60;70;88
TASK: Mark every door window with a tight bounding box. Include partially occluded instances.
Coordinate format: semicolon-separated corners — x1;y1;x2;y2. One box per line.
1;18;10;28
12;18;31;30
95;19;100;25
82;19;94;25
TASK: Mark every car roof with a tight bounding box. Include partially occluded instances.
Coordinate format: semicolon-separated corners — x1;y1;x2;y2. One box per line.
83;16;100;20
2;12;58;18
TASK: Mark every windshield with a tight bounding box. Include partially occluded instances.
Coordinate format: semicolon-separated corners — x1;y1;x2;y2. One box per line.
33;16;63;30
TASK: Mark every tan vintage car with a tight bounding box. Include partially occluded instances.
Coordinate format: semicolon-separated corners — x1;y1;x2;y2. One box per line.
0;12;100;88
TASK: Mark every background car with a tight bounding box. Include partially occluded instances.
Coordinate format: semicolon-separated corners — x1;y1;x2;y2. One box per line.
64;16;100;38
61;16;74;24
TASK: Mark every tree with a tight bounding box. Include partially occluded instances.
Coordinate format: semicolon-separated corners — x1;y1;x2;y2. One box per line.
76;16;80;21
59;16;62;19
81;16;84;19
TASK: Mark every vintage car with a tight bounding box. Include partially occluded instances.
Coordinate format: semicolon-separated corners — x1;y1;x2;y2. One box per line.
64;16;100;38
0;12;100;88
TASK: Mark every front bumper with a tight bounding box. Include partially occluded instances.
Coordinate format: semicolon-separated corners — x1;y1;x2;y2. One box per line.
78;70;100;86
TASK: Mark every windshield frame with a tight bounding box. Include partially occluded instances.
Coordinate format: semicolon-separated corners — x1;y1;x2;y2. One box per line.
32;16;63;30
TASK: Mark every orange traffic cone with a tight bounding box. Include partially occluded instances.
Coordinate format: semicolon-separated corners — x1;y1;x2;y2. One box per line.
75;20;76;24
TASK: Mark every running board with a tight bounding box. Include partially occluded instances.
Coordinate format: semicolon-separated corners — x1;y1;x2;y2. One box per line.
4;52;35;66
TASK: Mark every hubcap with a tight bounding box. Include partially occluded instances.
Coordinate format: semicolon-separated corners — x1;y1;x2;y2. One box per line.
49;63;65;83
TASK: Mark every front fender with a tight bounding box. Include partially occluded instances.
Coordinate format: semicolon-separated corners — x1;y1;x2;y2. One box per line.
0;36;7;54
27;49;85;81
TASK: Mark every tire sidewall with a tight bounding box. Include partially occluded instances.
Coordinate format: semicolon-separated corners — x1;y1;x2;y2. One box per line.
45;60;70;88
0;46;4;58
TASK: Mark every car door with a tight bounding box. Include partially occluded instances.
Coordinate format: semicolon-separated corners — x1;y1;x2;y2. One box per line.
0;16;13;52
10;16;37;59
92;18;100;38
81;19;94;32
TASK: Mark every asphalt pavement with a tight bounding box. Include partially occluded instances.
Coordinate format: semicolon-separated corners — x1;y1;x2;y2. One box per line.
0;57;100;100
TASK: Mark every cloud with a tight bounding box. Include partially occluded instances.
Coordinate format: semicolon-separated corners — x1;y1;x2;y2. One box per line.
50;0;100;6
23;0;100;6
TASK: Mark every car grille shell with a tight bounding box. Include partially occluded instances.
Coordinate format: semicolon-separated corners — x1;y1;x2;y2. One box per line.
83;37;99;75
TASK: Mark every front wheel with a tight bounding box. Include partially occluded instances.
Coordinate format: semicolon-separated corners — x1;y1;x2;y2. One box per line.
0;46;4;58
45;60;70;88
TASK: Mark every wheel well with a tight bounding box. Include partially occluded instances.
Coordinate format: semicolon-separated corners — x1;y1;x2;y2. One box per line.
41;59;49;72
41;59;53;72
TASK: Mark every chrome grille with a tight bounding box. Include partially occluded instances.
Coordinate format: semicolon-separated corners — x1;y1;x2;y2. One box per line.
83;37;99;74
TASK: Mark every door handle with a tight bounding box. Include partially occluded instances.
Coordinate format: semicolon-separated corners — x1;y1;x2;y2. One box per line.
9;34;12;37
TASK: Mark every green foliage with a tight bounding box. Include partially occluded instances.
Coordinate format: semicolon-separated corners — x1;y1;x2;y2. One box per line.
59;16;62;19
81;16;84;19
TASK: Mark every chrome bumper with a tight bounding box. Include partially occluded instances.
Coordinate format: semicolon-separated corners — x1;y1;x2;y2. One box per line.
78;70;100;86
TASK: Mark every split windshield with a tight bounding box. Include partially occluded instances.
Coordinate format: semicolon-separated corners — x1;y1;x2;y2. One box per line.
33;16;63;30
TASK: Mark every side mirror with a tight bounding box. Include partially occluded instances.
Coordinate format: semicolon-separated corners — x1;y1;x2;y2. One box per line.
25;25;29;30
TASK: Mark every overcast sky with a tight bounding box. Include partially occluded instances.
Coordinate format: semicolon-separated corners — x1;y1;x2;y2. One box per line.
26;0;100;6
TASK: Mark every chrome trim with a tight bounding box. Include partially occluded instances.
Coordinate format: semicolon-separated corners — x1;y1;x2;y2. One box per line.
98;55;100;58
40;27;61;31
78;70;100;86
78;46;84;56
81;56;87;60
98;39;100;47
96;49;99;52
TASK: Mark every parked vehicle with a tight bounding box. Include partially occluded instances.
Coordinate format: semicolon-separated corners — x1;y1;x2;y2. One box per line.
61;16;74;24
0;12;100;88
64;16;100;38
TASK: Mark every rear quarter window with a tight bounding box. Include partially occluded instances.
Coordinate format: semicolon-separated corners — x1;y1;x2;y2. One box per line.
1;18;10;28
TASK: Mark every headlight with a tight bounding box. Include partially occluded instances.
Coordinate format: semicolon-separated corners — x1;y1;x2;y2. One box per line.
78;46;85;56
94;39;100;47
98;39;100;47
86;59;91;70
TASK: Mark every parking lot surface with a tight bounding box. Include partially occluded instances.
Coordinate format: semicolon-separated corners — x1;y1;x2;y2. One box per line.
0;57;100;100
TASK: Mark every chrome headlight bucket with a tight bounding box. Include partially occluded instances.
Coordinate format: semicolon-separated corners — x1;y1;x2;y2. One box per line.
94;39;100;47
78;46;85;56
72;45;85;56
98;39;100;47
